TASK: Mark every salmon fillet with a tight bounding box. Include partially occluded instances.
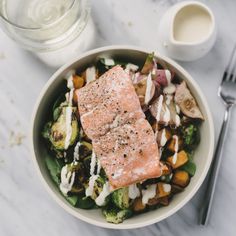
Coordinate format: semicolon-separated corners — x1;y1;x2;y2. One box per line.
93;118;162;189
76;65;162;189
76;65;144;139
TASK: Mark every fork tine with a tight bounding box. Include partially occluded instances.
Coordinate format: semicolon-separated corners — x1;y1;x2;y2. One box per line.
223;44;236;82
231;64;236;83
228;44;236;82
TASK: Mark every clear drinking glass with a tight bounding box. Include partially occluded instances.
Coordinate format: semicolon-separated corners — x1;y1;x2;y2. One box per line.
0;0;96;67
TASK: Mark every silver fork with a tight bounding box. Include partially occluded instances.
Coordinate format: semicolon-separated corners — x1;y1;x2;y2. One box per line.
200;45;236;225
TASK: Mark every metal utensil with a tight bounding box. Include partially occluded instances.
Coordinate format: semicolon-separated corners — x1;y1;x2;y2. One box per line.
200;45;236;225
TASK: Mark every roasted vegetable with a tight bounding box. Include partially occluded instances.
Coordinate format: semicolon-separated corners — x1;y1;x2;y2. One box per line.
167;150;188;169
147;197;160;206
52;94;66;121
171;184;184;194
141;53;154;74
174;81;204;120
96;58;126;76
79;141;92;159
112;187;130;209
167;137;183;153
90;176;106;200
67;162;85;193
172;170;190;188
102;206;132;224
49;107;79;150
83;155;91;176
156;182;171;198
73;75;85;89
161;162;172;176
133;197;146;212
160;173;173;183
134;76;155;106
157;128;172;147
159;196;169;206
182;124;200;150
150;95;177;126
42;122;52;140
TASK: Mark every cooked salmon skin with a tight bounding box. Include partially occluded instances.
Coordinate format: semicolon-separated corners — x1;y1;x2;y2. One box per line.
76;65;162;189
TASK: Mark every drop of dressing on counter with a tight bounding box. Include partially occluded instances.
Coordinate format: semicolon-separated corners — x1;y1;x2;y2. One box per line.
173;5;212;43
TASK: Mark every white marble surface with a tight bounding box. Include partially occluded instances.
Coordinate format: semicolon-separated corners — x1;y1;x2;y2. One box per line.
0;0;236;235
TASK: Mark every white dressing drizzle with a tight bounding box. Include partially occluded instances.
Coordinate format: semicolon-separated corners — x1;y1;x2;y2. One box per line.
128;184;140;199
163;184;171;193
103;58;115;66
59;165;76;196
160;129;167;147
172;135;179;164
85;175;99;197
165;69;172;84
86;66;96;83
156;95;164;122
163;105;170;124
90;151;97;175
163;69;176;94
142;184;157;205
145;73;153;105
96;159;101;175
175;104;180;114
175;114;181;127
73;141;81;161
165;95;172;105
125;63;139;72
85;151;103;197
95;182;110;206
64;75;74;149
175;103;181;127
155;94;164;135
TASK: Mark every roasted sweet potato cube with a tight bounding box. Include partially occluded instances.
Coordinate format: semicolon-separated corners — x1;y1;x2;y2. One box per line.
167;150;188;169
133;197;146;212
161;162;172;176
157;182;171;198
167;137;183;152
73;75;85;89
172;170;190;187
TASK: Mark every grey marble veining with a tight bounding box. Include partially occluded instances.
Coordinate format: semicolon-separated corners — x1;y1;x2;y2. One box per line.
0;0;236;235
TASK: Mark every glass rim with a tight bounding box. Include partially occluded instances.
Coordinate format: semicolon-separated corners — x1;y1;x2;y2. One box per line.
0;0;80;30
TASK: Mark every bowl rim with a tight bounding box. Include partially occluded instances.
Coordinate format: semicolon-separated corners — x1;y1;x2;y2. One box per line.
30;45;215;229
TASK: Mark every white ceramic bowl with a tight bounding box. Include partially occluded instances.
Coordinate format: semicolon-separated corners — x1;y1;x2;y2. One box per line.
30;46;214;229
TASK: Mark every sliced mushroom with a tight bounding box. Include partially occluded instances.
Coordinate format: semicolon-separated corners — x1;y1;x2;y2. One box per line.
150;95;180;126
168;98;181;127
174;81;204;120
134;76;155;106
